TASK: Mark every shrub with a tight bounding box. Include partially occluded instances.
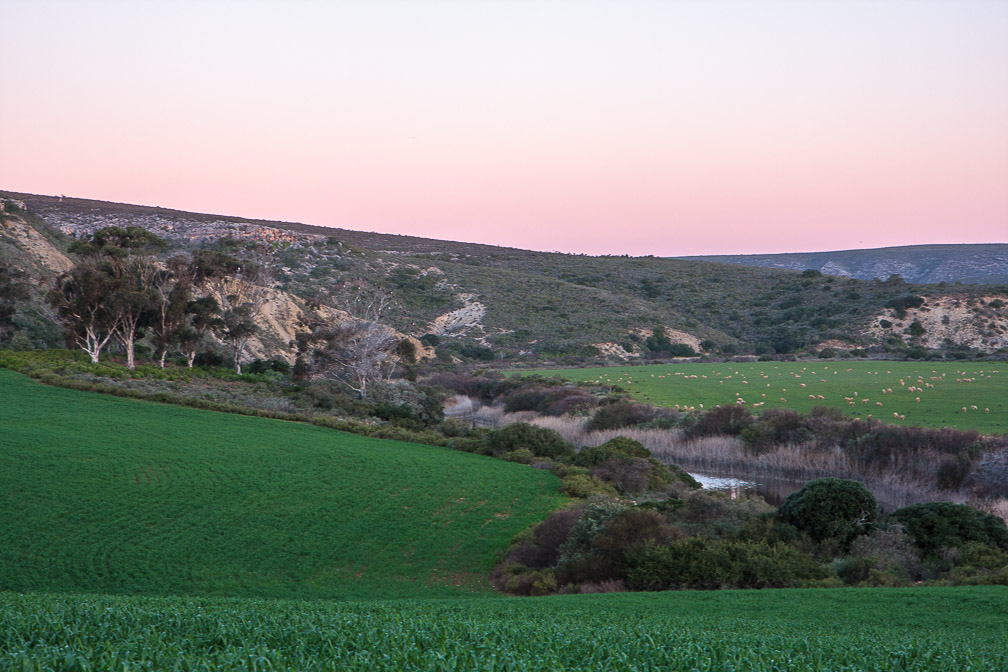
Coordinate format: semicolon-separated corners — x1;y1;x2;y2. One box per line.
575;509;677;583
530;508;582;568
846;526;924;582
886;295;925;312
590;457;654;495
739;409;813;454
574;437;650;467
503;386;598;416
485;423;574;459
558;498;626;566
683;405;753;440
626;539;825;591
561;473;615;499
935;455;972;490
585;402;657;431
890;502;1008;559
498;565;559;596
503;448;535;464
778;478;877;545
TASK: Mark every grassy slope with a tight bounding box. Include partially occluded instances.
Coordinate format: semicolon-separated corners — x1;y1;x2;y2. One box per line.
0;369;564;599
3;587;1007;671
519;361;1007;434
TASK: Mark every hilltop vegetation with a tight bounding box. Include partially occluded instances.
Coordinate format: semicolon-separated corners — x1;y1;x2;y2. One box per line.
3;191;1007;367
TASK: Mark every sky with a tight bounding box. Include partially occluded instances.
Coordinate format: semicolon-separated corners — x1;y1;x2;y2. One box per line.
2;1;1006;256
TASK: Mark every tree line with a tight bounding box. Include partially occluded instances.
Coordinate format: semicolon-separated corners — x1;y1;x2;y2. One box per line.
49;226;411;394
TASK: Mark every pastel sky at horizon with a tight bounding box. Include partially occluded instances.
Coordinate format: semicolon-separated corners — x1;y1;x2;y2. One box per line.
2;1;1006;256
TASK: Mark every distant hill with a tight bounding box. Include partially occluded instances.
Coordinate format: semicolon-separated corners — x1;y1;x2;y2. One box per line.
3;190;1007;363
678;245;1008;285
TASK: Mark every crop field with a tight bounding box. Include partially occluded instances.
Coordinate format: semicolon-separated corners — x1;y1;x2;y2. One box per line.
521;361;1007;434
0;369;564;599
3;587;1007;671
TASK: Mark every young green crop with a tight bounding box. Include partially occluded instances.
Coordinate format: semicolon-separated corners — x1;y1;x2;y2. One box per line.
2;587;1006;671
0;368;564;599
519;361;1006;433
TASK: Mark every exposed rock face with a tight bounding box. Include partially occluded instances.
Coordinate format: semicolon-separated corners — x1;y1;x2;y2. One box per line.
430;295;486;335
0;201;73;274
865;295;1008;351
593;342;635;360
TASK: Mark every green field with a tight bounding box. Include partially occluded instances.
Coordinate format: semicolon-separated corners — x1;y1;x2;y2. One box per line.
0;368;563;599
520;361;1007;434
4;367;1008;670
3;587;1007;671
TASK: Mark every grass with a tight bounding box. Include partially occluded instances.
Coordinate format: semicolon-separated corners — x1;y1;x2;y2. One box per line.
2;586;1007;671
519;361;1007;434
0;368;564;599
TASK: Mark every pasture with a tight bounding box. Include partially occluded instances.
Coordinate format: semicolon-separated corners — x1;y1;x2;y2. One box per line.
521;361;1007;434
0;369;563;599
2;587;1006;671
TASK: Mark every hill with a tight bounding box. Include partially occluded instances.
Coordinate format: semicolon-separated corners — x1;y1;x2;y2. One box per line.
0;368;563;599
680;244;1008;285
3;191;1007;365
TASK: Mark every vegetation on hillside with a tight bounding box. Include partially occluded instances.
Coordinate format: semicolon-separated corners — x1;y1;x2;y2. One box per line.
5;192;1007;366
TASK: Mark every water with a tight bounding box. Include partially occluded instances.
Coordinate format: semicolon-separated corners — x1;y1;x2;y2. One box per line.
690;471;902;510
689;472;806;506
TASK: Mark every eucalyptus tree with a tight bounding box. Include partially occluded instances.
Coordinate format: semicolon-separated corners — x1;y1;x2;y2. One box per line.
191;249;272;374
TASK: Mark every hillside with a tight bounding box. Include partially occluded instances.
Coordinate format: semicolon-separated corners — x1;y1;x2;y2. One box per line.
680;244;1008;285
3;191;1007;365
0;369;563;598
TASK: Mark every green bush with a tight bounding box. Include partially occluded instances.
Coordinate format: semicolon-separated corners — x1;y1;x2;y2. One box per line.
626;538;825;590
778;478;877;545
684;404;753;440
585;402;657;431
503;448;536;464
561;473;615;499
485;423;574;460
573;436;650;467
890;502;1008;559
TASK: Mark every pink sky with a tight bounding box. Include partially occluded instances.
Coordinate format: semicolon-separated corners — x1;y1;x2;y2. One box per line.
2;1;1006;255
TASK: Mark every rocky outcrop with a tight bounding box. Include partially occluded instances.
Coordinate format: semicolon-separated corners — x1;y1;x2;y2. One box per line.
865;295;1008;352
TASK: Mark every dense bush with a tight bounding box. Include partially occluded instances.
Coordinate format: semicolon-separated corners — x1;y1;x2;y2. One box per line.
503;386;597;416
573;437;651;467
778;478;877;545
561;508;676;584
890;502;1008;559
683;404;753;440
626;538;826;590
485;423;574;460
586;401;658;431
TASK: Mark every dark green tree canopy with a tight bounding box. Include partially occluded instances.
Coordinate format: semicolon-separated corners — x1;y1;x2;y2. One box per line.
778;478;877;544
890;502;1008;558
